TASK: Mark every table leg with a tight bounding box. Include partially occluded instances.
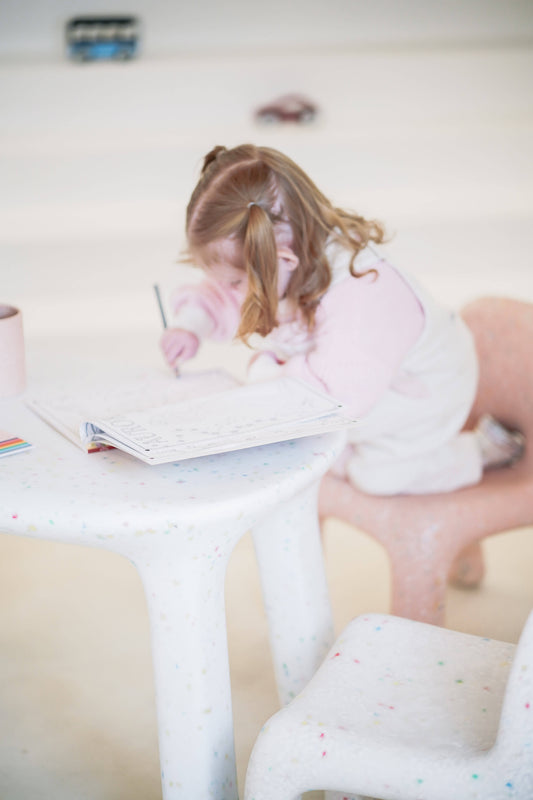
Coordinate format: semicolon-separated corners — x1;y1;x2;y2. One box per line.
134;548;239;800
251;481;335;705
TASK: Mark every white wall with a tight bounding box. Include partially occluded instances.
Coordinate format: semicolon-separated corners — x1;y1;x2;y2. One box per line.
1;0;533;60
1;2;532;340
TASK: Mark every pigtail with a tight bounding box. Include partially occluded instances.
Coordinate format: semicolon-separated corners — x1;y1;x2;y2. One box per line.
201;146;227;175
238;204;279;340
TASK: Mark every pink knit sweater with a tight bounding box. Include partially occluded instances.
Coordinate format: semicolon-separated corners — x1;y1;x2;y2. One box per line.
172;243;429;417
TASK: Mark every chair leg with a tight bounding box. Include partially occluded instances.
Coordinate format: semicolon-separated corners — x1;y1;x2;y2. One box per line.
448;541;485;587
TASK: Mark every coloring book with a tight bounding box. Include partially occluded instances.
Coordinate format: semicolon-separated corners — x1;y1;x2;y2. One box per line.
27;371;354;465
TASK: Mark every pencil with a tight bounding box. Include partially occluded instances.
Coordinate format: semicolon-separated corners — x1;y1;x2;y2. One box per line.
154;284;179;377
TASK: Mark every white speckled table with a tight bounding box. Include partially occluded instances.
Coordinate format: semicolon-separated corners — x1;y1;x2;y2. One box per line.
0;395;342;800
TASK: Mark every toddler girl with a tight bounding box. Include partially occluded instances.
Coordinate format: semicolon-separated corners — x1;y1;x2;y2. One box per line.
161;144;523;495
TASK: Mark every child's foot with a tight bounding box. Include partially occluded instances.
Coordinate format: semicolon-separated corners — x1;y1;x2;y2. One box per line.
476;414;525;470
448;542;485;588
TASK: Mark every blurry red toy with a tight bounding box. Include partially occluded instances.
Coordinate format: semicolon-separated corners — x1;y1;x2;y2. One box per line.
255;94;318;124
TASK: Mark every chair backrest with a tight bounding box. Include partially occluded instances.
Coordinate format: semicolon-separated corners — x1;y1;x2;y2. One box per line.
462;297;533;468
494;608;533;764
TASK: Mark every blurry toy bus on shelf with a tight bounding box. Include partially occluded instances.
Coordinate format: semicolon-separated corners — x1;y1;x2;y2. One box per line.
66;16;140;62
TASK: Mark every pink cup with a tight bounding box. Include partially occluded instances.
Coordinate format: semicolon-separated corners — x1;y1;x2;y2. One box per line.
0;305;26;399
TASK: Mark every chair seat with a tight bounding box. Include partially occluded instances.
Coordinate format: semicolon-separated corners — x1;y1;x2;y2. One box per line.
285;615;513;754
245;612;531;800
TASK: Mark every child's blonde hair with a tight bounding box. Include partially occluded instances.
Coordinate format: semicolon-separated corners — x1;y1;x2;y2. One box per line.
186;144;385;340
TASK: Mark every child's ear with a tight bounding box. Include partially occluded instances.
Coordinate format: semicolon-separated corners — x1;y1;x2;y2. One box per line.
277;247;299;271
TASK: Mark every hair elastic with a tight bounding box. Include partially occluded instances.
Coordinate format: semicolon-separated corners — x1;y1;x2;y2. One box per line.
247;201;259;208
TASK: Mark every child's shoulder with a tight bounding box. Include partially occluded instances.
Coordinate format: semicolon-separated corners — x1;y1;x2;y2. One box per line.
326;239;392;287
321;243;423;318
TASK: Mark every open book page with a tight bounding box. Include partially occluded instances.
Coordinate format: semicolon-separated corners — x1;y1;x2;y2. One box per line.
26;370;238;452
81;377;355;464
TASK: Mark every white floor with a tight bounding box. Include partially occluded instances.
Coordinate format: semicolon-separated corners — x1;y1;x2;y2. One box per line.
1;42;533;799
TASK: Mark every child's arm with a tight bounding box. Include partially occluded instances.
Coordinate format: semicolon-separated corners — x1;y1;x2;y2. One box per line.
160;279;242;360
171;280;242;341
247;350;286;381
158;281;242;370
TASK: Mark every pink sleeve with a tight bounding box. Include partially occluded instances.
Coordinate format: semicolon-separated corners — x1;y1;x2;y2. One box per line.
281;264;425;416
171;280;241;341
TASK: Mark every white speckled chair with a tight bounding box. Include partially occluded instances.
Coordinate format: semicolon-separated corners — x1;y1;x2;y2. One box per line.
244;611;533;800
319;297;533;625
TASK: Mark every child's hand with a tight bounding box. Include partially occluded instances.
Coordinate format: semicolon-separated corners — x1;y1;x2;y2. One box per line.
160;328;200;369
247;350;285;381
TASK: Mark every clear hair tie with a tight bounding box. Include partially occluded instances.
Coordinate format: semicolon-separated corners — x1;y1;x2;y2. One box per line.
247;201;259;208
